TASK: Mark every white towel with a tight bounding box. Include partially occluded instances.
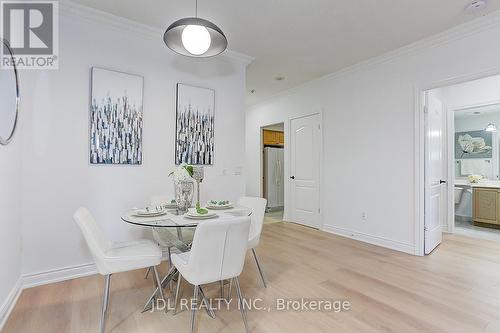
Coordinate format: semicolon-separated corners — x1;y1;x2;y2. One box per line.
460;159;491;177
460;159;475;175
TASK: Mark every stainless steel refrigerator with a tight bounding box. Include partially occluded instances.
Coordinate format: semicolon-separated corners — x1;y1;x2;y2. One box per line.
264;147;284;211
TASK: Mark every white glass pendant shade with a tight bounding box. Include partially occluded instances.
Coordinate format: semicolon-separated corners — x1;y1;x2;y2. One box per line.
181;25;211;55
164;17;227;57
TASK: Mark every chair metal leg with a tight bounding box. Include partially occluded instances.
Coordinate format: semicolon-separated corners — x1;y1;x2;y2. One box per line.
100;274;111;333
252;248;267;288
234;277;249;333
219;280;224;299
167;247;173;290
191;285;200;333
199;287;216;319
173;272;182;315
144;267;151;279
152;266;165;302
227;279;233;301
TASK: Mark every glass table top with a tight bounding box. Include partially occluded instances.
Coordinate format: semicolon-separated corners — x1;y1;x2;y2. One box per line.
121;206;252;228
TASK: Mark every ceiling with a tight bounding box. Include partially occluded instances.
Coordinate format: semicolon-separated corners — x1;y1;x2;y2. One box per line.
67;0;500;105
455;103;500;119
263;123;284;131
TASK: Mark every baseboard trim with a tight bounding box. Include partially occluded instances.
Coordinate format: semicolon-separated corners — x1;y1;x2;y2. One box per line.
0;278;22;331
22;263;97;289
322;224;416;255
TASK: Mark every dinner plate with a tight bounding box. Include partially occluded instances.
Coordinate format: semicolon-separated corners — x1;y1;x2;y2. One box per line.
206;201;233;210
185;213;218;220
186;208;217;218
132;208;166;217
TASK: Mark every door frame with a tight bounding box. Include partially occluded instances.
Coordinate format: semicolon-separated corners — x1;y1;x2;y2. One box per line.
260;123;286;212
415;68;500;256
444;99;500;233
287;111;324;228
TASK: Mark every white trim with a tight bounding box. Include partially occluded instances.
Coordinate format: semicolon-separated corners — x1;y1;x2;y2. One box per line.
22;263;97;289
322;224;415;255
0;263;98;328
60;1;254;66
0;278;22;331
446;106;455;233
414;87;426;256
248;10;500;109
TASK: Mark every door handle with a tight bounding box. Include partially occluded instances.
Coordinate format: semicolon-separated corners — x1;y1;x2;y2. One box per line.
440;180;447;184
290;176;295;180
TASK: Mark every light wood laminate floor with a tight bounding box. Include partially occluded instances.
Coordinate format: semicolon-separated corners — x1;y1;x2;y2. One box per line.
4;222;500;333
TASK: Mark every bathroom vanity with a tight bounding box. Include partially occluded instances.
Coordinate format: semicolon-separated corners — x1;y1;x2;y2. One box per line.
473;186;500;228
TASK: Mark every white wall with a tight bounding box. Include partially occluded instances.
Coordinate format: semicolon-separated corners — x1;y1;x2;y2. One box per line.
246;13;500;254
441;75;500;109
0;96;22;325
455;113;500;132
19;9;248;277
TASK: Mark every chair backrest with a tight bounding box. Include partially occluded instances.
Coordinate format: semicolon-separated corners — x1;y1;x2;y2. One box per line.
73;207;111;273
237;196;267;247
188;217;250;283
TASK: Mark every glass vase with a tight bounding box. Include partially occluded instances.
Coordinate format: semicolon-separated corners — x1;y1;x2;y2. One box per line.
174;180;194;214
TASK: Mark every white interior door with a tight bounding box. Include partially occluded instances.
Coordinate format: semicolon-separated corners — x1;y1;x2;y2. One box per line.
290;114;321;228
425;92;445;254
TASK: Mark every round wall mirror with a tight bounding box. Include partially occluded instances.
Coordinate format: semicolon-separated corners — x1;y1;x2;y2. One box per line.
0;39;20;145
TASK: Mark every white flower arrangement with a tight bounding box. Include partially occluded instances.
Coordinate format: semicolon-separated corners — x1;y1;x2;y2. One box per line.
170;164;194;183
468;174;483;184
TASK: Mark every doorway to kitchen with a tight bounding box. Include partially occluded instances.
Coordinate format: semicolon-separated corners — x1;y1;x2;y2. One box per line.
262;123;285;223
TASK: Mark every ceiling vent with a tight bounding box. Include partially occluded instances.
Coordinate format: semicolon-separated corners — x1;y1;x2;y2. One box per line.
465;0;488;14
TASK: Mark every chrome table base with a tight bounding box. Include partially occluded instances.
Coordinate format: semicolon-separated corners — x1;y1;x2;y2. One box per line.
142;266;216;319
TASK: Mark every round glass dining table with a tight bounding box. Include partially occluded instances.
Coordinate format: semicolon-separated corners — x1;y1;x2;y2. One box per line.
120;205;252;313
121;206;252;228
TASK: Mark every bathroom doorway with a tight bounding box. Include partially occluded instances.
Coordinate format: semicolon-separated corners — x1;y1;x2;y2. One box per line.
262;123;285;223
425;74;500;244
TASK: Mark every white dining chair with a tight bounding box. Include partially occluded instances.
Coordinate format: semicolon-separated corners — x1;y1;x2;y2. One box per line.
73;207;163;333
145;196;195;280
171;216;251;333
238;196;268;288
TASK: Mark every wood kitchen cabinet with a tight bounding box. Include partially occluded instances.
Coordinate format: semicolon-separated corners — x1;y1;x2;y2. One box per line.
473;187;500;226
263;130;284;146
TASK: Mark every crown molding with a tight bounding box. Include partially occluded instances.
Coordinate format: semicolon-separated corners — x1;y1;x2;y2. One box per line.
247;9;500;109
59;0;254;66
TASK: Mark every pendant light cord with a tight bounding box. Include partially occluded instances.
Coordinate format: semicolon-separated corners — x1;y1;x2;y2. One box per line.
195;0;198;17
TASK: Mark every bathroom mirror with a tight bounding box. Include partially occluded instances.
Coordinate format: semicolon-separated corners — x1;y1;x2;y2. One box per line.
0;38;20;146
454;103;500;180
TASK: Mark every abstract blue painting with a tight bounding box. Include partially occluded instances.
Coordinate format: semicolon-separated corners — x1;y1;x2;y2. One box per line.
90;68;143;165
175;84;215;165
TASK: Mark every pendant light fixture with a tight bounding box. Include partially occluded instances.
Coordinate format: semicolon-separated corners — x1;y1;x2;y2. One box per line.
485;123;497;132
164;0;227;57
